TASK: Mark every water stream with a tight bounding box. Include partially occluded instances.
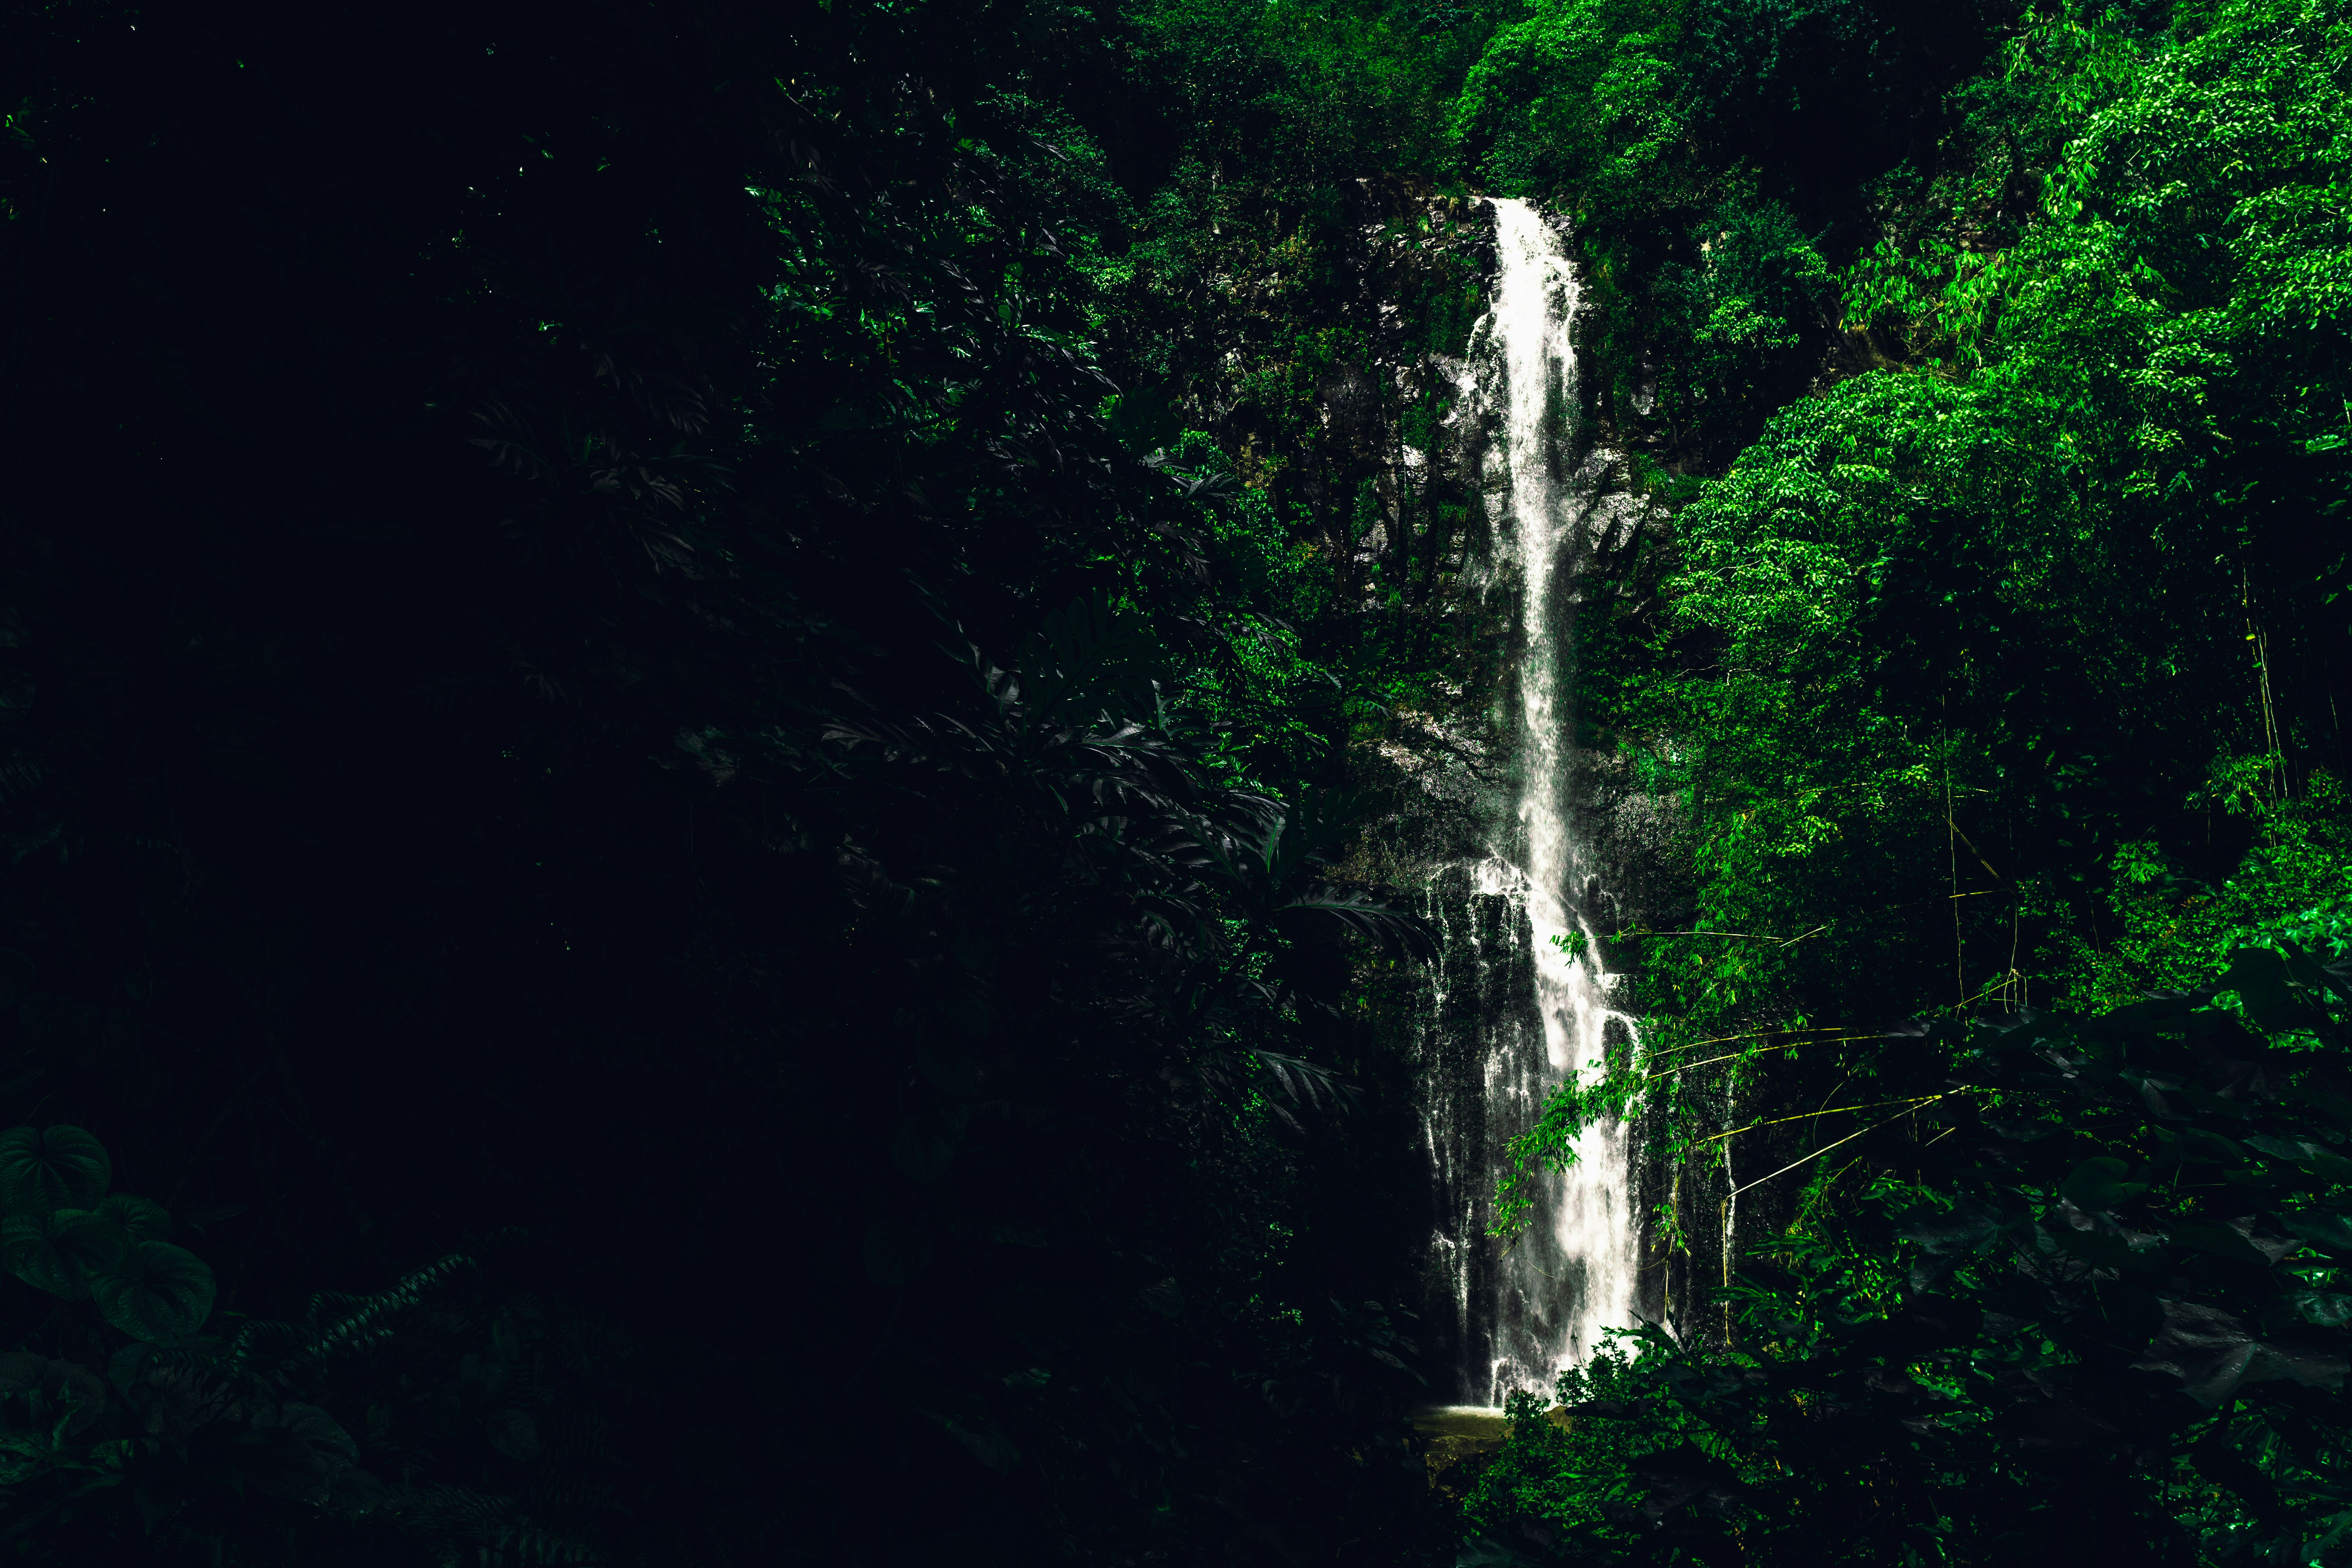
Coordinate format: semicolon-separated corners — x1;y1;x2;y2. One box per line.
1425;198;1641;1407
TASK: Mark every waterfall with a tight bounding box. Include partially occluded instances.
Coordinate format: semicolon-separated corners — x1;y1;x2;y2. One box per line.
1425;198;1641;1408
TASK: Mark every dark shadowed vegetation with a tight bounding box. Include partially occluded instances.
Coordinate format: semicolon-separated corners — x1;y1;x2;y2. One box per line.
1;0;2347;1562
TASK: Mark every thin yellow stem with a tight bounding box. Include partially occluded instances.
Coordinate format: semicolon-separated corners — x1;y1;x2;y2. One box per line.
1728;1090;1979;1197
1645;1026;1852;1058
1702;1096;1944;1143
1618;929;1795;942
1944;817;2008;887
1945;725;1963;1006
1647;1044;1800;1078
1645;1037;1882;1080
1624;924;1831;946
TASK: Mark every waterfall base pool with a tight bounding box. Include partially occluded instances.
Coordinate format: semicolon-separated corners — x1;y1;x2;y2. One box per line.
1410;1405;1507;1441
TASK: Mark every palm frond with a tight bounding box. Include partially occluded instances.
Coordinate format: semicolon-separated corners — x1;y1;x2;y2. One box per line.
1277;886;1437;960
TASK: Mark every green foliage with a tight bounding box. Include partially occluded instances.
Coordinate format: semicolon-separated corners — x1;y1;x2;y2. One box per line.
1681;0;2021;201
1447;0;2019;464
1656;198;1833;424
0;1127;110;1214
0;1122;212;1343
1110;0;1523;785
7;0;2346;1557
1485;947;2352;1563
1;1238;672;1565
1450;0;1686;205
2087;773;2352;1007
92;1240;216;1345
0;1121;541;1563
1479;17;2352;1559
1138;433;1345;788
0;0;1470;1562
1457;1341;1757;1557
1530;0;2352;1169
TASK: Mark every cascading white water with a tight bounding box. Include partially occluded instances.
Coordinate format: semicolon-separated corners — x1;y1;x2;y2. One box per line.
1470;198;1641;1402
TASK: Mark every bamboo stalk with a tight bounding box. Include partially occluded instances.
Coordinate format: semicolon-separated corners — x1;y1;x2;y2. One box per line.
1728;1089;1979;1197
1645;1025;1852;1058
1945;721;1964;1005
1644;1038;1884;1080
1702;1095;1944;1143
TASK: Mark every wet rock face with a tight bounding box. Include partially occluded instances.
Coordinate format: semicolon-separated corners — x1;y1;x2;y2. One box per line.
1341;202;1722;1379
1181;178;1498;565
1572;744;1692;984
1411;864;1537;1401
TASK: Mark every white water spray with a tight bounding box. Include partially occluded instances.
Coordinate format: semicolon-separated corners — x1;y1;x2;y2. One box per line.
1475;199;1641;1402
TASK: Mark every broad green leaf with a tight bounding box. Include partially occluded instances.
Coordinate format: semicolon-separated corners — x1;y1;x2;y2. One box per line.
92;1239;216;1343
252;1402;359;1503
2220;946;2313;1033
277;1402;359;1463
106;1343;158;1399
2293;1291;2352;1328
2049;1224;2130;1271
2;1209;126;1300
1897;1199;2004;1253
2177;1127;2244;1164
2061;1156;2148;1210
2244;1134;2352;1182
2142;1300;2261;1407
0;1352;105;1434
0;1125;111;1212
96;1193;170;1240
2280;1211;2352;1258
1982;1115;2060;1142
2165;1221;2270;1267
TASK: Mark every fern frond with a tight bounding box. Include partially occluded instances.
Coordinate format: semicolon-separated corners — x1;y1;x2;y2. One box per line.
227;1252;482;1380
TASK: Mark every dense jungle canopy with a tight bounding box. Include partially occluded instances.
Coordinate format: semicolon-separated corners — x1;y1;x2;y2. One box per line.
1;0;2349;1561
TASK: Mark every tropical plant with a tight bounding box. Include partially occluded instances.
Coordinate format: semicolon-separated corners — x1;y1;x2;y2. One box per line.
0;1118;590;1564
1481;944;2352;1563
